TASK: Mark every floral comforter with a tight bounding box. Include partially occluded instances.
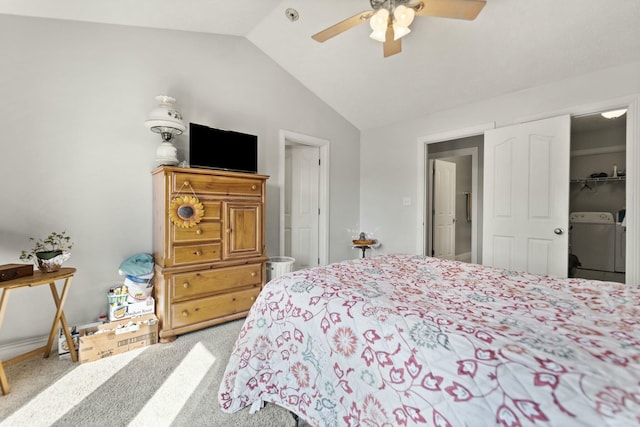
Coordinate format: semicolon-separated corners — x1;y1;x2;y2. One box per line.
218;254;640;426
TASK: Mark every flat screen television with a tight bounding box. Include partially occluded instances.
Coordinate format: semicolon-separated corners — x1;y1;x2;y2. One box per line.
189;122;258;173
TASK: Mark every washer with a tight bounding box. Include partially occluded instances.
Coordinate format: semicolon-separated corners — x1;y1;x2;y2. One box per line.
569;212;616;272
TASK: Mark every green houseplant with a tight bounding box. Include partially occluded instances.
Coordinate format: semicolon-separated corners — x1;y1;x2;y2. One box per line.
20;231;73;272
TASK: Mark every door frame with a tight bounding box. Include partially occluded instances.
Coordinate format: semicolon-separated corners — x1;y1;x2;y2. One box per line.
279;129;330;266
417;122;495;262
517;94;640;284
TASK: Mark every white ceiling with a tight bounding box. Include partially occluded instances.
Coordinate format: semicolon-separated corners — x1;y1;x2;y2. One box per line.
2;0;640;130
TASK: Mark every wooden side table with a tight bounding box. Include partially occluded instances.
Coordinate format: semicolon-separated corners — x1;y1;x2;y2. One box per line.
352;240;380;258
0;267;77;395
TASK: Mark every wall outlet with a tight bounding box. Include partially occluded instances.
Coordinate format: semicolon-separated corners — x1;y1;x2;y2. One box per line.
402;197;411;206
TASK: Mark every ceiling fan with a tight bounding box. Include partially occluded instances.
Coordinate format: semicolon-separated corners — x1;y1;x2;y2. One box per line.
312;0;486;57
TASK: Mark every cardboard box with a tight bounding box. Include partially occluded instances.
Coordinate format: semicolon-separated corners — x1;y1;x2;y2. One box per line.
78;314;158;363
108;296;155;322
58;321;104;359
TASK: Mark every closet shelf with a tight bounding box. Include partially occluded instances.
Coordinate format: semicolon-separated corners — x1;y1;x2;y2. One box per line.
570;176;626;183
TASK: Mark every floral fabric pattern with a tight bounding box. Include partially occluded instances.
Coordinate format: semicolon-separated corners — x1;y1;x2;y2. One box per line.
219;254;640;426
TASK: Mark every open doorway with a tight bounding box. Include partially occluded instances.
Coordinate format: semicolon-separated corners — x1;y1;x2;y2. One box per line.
569;111;627;283
425;135;483;264
285;142;320;269
278;130;330;270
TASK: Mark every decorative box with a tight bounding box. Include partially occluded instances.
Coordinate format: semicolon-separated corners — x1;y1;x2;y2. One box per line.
0;264;34;282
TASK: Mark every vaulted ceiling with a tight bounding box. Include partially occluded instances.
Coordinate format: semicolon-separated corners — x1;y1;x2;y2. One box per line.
2;0;639;130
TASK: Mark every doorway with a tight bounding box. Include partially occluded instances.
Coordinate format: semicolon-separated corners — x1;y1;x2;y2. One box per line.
425;136;483;264
278;130;330;270
285;143;319;269
569;111;627;283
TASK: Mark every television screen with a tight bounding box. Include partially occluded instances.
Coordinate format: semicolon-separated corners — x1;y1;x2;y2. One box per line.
189;123;258;173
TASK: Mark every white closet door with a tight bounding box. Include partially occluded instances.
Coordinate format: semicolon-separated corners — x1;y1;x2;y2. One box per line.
289;145;320;270
483;115;570;277
433;159;456;260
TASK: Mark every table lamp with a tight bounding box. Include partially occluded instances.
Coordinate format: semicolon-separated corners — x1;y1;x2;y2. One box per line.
145;95;186;165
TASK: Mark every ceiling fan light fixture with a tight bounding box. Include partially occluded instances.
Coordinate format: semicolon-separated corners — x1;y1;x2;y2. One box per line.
601;109;627;119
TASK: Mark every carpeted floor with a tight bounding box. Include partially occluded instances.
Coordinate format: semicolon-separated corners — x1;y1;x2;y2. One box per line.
0;319;299;427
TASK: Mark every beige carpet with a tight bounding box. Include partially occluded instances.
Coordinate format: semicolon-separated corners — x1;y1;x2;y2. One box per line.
0;319;298;427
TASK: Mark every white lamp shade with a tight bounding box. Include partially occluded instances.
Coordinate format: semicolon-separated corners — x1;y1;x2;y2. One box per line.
393;24;411;40
393;5;415;28
369;8;389;32
145;95;186;134
370;29;387;42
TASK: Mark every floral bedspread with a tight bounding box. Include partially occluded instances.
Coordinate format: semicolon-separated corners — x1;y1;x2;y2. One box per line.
218;254;640;426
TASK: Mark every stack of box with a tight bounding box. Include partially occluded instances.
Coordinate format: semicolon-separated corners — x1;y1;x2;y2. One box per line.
108;253;155;322
107;285;155;321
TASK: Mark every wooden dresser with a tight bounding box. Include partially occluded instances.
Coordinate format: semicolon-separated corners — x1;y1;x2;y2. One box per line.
151;166;268;342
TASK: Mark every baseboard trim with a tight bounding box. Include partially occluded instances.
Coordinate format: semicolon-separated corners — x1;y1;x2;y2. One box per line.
0;335;50;361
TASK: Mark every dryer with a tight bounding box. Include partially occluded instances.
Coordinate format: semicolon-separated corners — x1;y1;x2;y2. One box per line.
569;212;616;272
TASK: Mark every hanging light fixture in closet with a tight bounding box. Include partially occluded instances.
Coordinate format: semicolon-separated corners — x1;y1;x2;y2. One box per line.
601;109;627;119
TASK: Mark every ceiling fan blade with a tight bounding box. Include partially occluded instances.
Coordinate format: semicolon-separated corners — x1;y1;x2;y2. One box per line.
312;10;374;42
383;25;402;57
412;0;486;20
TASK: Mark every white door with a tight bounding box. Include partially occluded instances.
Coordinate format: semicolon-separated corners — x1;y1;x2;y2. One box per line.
285;144;320;269
433;159;456;259
483;115;570;277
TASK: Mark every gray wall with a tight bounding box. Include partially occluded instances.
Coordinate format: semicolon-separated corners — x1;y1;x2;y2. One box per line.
0;15;360;348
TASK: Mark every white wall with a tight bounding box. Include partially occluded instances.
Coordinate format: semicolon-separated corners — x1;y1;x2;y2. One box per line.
0;15;360;348
360;61;640;272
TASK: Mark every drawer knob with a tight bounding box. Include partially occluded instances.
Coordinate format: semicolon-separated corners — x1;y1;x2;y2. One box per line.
182;310;189;317
184;180;190;186
195;250;202;256
251;184;257;190
196;228;202;235
183;282;190;288
251;296;256;301
251;272;257;277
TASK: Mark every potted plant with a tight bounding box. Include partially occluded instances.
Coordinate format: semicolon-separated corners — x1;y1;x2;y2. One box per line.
20;231;73;272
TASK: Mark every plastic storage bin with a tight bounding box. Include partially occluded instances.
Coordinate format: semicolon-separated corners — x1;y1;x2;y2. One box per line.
266;257;295;282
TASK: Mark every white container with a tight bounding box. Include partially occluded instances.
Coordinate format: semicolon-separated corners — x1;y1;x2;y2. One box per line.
266;257;295;282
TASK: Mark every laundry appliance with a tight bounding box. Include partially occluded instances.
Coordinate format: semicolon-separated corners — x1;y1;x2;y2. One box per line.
569;212;616;272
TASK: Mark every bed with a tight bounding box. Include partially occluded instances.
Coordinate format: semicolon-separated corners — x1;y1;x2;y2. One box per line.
218;254;640;426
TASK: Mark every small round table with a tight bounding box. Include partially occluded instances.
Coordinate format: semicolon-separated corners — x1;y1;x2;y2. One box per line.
352;240;380;258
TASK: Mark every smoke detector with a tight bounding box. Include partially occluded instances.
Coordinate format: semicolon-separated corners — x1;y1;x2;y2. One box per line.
285;8;299;22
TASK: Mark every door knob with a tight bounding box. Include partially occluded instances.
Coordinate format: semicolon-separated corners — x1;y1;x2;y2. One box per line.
554;228;564;235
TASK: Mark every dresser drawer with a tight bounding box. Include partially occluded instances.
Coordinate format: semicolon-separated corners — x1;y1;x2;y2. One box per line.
173;222;221;243
172;243;221;265
171;264;262;300
171;287;260;329
199;201;221;220
173;173;263;197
